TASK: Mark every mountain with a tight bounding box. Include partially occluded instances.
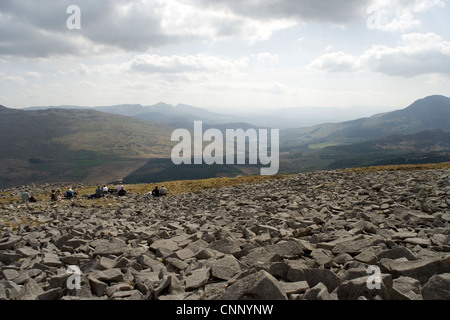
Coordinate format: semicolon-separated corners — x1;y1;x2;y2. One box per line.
3;95;449;188
0;106;176;188
281;95;450;149
25;103;397;130
26;103;240;128
325;129;450;169
226;105;396;129
276;129;450;174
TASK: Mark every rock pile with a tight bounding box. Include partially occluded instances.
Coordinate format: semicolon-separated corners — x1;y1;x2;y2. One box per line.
0;169;449;300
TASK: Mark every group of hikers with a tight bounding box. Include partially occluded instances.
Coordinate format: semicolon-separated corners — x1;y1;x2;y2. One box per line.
50;186;79;201
21;182;168;203
148;185;168;197
85;182;168;199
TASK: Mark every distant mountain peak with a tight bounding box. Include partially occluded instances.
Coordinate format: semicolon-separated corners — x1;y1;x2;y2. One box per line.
407;95;450;110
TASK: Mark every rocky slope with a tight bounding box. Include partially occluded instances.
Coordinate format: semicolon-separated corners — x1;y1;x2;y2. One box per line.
0;168;449;300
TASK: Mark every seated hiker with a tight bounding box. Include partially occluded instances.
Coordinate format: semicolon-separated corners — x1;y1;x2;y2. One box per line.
117;182;124;193
118;188;127;196
66;186;74;199
22;190;31;203
50;190;58;201
151;186;160;197
159;186;167;196
95;185;103;198
51;189;65;201
102;185;108;196
56;189;65;200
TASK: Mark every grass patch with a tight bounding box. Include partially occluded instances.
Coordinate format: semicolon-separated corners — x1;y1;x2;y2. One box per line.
117;174;293;196
340;162;450;173
308;142;340;150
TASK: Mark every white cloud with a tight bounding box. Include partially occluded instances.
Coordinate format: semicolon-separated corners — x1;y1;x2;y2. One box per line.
359;32;450;76
310;32;450;77
0;0;297;58
2;75;26;85
308;52;358;73
254;53;280;67
196;0;373;24
127;53;249;76
366;0;445;32
25;72;42;79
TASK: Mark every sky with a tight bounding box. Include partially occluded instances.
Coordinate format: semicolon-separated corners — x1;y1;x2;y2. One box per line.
1;0;450;113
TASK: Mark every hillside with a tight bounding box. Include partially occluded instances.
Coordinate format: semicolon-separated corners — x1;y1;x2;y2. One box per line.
281;95;450;148
278;129;450;173
0;106;176;188
3;95;450;188
27;103;240;129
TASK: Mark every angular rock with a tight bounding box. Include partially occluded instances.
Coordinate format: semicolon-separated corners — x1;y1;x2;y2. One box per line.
134;272;159;296
106;283;134;298
303;282;336;300
21;278;45;300
2;269;19;281
0;239;19;250
280;280;309;295
150;239;179;252
286;261;309;282
311;249;333;267
172;248;196;261
421;273;450;300
185;268;211;291
207;237;241;255
354;250;378;265
89;276;108;297
111;290;143;300
99;256;117;270
332;237;384;255
302;269;341;293
217;270;287;300
239;247;282;267
154;275;172;297
377;247;417;261
48;273;71;289
92;239;130;256
0;252;23;264
266;240;304;258
209;255;241;280
391;276;422;300
0;284;8;301
337;274;393;300
380;256;450;284
37;288;64;300
92;268;124;283
165;257;188;271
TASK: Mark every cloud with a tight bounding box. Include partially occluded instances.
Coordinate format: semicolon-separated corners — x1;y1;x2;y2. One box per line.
127;53;249;75
0;0;381;58
366;0;445;32
309;32;450;77
196;0;373;24
25;72;42;79
360;32;450;76
1;75;26;85
254;53;280;67
0;0;298;58
308;52;358;73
